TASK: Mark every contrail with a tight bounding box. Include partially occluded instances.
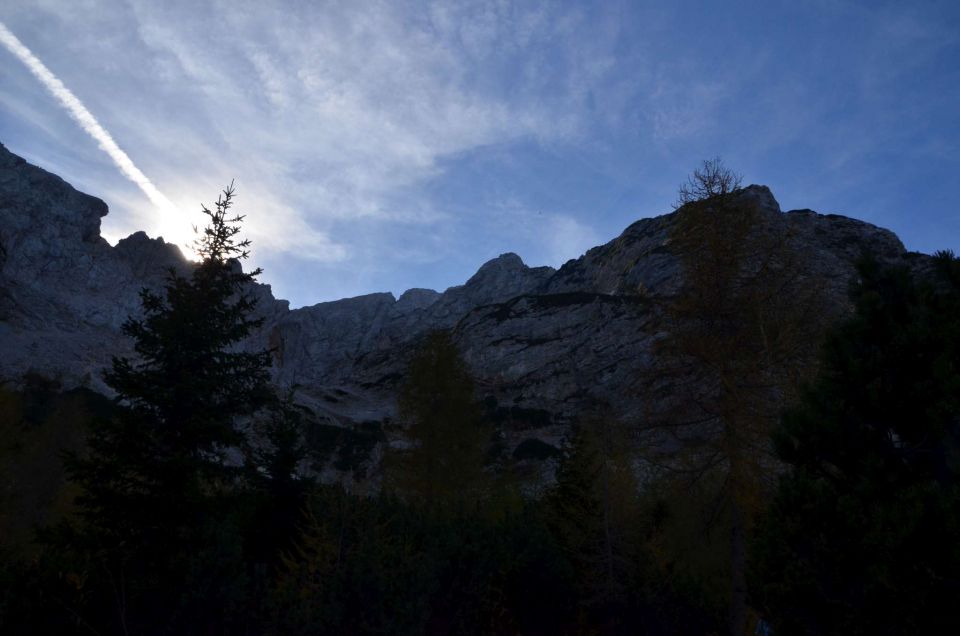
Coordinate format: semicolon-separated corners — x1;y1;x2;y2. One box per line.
0;21;179;216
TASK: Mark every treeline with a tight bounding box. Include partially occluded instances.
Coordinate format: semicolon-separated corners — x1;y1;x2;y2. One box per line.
2;173;960;634
0;338;716;632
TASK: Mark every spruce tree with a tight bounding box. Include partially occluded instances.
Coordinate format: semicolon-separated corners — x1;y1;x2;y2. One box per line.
547;421;642;630
65;184;274;632
242;390;314;570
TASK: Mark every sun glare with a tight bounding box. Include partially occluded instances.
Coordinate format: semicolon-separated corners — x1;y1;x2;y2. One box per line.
154;199;203;261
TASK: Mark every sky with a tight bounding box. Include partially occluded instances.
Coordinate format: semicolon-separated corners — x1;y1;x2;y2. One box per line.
1;1;958;308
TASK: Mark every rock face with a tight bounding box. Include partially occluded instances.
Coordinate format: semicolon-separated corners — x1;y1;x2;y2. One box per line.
0;142;917;471
1;144;176;392
0;143;287;393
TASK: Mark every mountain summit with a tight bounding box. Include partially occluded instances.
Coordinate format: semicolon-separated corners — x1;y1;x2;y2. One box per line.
0;142;917;476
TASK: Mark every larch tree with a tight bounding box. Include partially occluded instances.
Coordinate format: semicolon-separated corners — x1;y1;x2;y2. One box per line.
385;330;490;510
644;159;830;635
674;156;743;208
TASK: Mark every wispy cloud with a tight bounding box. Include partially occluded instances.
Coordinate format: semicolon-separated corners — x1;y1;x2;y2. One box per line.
0;1;630;300
480;195;601;268
543;214;601;266
0;21;186;232
105;0;615;269
2;1;956;305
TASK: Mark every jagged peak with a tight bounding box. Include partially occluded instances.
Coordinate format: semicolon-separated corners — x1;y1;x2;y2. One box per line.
736;184;781;213
396;287;440;311
113;230;188;275
477;252;526;272
115;230;166;248
0;142;108;244
301;291;397;312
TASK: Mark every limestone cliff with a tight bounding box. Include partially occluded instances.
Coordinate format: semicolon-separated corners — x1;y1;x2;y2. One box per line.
0;142;917;474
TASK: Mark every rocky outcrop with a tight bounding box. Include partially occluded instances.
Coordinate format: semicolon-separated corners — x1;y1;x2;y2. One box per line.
0;142;918;473
0;144;181;391
0;142;287;392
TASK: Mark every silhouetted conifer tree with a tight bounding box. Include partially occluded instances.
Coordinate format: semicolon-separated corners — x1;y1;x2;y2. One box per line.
647;158;830;635
64;184;274;633
754;252;960;634
242;389;314;571
385;330;490;509
547;421;643;631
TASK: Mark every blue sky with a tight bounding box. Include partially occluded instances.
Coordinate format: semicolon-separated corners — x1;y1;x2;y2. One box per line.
1;0;958;308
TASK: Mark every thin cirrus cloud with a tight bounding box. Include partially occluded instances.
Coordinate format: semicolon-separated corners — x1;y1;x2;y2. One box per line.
0;1;636;304
0;20;188;235
1;1;957;307
104;0;611;279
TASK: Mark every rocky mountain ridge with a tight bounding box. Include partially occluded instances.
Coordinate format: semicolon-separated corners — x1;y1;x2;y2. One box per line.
0;142;915;475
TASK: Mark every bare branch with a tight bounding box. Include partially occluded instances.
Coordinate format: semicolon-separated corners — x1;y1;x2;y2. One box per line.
675;157;743;208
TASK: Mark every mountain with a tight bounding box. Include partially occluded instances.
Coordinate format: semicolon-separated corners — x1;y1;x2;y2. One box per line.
0;142;918;477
